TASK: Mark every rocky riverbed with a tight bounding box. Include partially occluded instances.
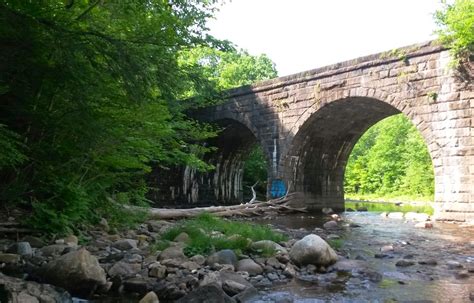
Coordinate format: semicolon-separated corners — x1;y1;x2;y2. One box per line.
1;210;473;302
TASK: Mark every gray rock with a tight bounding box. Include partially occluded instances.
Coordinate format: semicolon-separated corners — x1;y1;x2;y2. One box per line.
40;248;106;297
447;260;463;269
380;245;394;253
63;235;79;247
108;261;141;278
323;220;338;229
39;244;69;257
0;273;72;303
332;259;367;272
267;272;279;281
289;234;338;266
418;259;438;266
0;253;21;264
387;212;404;219
395;260;415;267
6;242;33;257
222;280;248;296
148;262;167;278
190;254;206;265
21;236;45;248
176;283;235;303
207;249;237;266
283;264;296;278
112;239;138;251
266;257;283;269
251;240;287;254
159;245;187;261
232;286;259;303
236;259;263;276
139;291;160;303
455;270;469;279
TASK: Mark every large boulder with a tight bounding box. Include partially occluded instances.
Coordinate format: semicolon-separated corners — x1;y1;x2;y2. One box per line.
289;234;338;266
0;273;72;302
236;259;263;276
158;245;187;261
206;249;237;266
176;283;235;303
40;248;106;297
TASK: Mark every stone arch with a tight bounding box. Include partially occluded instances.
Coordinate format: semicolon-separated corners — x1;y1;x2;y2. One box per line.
280;95;436;211
203;118;271;204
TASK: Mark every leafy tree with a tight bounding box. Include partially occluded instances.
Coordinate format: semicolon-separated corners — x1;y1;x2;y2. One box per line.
344;114;434;201
435;0;474;65
0;1;225;233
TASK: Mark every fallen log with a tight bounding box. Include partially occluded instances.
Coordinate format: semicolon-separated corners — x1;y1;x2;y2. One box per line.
132;193;306;220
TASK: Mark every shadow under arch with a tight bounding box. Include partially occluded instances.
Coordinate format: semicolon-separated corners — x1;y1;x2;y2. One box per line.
280;96;435;211
148;118;270;206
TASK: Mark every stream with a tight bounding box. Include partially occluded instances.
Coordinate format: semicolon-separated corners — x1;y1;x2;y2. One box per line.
253;212;474;302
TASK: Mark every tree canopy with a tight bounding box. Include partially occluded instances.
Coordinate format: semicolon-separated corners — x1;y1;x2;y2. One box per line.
0;1;277;233
344;114;434;201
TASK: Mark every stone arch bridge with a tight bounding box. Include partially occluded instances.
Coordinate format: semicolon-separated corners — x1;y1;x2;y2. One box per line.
150;42;474;222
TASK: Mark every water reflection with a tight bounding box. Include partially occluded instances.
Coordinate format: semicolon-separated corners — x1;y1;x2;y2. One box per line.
254;212;474;302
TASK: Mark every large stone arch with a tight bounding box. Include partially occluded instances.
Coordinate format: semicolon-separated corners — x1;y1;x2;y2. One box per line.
279;95;435;211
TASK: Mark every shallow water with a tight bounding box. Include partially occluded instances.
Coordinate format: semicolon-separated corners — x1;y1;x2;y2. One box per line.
254;212;474;302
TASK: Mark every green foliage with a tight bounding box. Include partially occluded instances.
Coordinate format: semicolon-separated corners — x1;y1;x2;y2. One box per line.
345;201;434;215
0;1;226;234
435;0;474;65
0;124;27;168
160;213;287;256
344;114;434;202
243;146;269;199
327;239;344;250
178;46;277;94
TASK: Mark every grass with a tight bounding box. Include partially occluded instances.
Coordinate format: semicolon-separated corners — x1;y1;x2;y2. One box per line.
156;213;288;257
327;238;344;250
345;201;434;215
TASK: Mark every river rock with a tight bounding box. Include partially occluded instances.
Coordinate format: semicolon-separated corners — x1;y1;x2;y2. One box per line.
63;235;79;247
380;245;394;253
176;283;234;303
405;212;430;222
236;259;263;275
139;291;160;303
222;280;248;296
112;239;137;251
159;245;187;261
418;259;438;266
289;234;338;266
190;254;206;265
40;248;106;297
415;221;433;228
207;249;237;266
7;242;33;257
387;212;404;219
447;260;463;269
108;261;141;278
395;260;415;267
39;244;69;257
148;262;167;278
323;220;338;229
0;273;72;302
455;270;469;279
0;253;21;264
251;240;287;254
22;236;45;248
322;207;334;214
266;256;283;269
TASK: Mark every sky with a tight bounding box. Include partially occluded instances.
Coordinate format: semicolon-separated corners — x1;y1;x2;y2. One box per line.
208;0;444;76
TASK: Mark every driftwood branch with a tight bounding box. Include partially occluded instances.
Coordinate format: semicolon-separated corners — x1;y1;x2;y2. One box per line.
142;193;306;220
247;181;259;204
